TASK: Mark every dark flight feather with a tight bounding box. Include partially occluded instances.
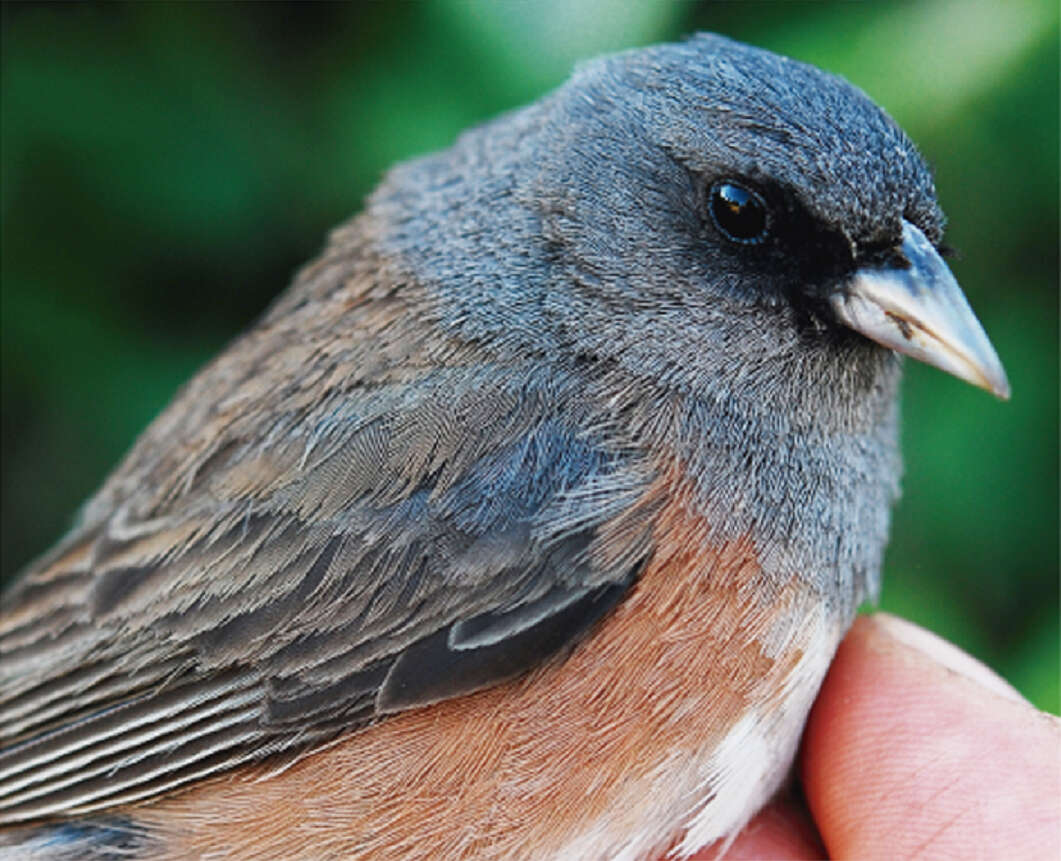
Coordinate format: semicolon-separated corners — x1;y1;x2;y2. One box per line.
0;225;656;824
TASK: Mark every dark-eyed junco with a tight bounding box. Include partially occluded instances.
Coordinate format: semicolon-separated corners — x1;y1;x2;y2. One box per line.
0;34;1008;859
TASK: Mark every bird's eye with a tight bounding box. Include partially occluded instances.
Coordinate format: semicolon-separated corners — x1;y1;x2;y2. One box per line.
708;181;770;245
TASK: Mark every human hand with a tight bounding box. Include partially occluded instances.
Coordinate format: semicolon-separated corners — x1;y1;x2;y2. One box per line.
695;613;1061;860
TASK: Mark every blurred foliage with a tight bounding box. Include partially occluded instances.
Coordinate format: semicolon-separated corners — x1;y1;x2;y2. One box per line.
2;1;1057;712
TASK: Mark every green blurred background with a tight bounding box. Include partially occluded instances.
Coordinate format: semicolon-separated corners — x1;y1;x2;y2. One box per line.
2;1;1057;712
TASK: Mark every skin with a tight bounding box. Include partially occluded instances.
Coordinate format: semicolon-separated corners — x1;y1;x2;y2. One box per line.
697;614;1061;860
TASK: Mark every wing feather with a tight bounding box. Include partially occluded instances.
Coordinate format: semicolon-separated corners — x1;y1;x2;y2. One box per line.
0;232;658;823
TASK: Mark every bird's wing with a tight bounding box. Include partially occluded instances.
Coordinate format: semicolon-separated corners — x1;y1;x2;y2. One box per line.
0;225;660;823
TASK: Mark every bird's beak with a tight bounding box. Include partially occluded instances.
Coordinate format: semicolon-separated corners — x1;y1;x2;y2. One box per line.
830;220;1010;399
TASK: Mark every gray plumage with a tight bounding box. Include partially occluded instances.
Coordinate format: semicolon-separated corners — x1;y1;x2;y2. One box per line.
1;33;947;846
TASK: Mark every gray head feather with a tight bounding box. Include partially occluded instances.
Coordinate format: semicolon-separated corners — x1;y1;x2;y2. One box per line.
368;34;938;610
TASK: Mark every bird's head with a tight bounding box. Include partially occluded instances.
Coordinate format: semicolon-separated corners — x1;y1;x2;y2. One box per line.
374;34;1008;420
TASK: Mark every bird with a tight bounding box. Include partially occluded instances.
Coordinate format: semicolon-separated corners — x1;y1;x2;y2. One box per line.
0;33;1009;860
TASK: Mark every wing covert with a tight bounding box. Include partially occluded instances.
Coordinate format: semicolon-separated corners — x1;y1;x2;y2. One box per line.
0;342;657;823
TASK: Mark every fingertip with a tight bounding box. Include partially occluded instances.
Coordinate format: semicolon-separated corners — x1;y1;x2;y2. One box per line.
871;613;1026;703
802;613;1060;860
